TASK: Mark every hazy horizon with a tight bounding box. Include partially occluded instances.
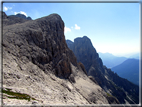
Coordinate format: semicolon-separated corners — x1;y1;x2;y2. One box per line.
98;51;140;58
3;2;140;57
66;36;140;58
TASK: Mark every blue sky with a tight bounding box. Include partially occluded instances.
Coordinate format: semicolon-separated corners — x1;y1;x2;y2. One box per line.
3;2;140;57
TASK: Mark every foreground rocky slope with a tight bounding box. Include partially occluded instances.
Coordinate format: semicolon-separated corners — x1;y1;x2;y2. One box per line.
66;36;139;104
2;12;118;105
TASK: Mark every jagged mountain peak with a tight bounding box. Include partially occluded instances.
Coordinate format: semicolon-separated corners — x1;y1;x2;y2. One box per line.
67;36;102;72
74;36;94;48
66;39;73;44
36;13;64;24
74;36;89;41
10;13;32;20
47;13;62;19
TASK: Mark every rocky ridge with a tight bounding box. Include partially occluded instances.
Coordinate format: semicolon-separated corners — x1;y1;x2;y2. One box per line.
9;13;32;20
66;36;139;104
2;12;118;105
2;12;32;27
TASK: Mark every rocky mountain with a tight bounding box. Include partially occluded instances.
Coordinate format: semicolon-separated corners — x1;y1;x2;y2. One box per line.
2;12;32;27
98;52;127;68
66;37;139;104
2;12;119;105
112;59;139;86
9;13;32;20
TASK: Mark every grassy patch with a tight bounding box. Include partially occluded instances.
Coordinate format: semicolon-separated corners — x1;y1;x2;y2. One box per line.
106;92;117;99
2;88;36;101
106;93;113;97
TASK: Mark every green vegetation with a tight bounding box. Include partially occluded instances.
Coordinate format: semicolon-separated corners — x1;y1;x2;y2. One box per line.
106;93;113;97
106;92;117;99
2;88;36;101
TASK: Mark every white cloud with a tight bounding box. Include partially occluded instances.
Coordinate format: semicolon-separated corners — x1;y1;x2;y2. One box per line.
64;27;71;33
4;6;12;11
75;24;80;30
14;11;28;17
64;24;80;34
4;7;8;11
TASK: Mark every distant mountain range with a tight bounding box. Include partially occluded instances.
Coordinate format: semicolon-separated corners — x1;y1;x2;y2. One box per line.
129;53;140;60
111;59;139;86
98;52;127;68
99;52;139;85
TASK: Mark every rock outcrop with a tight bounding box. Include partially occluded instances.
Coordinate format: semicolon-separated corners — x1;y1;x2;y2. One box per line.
2;12;32;27
66;36;139;104
13;13;32;20
3;13;74;79
2;12;117;105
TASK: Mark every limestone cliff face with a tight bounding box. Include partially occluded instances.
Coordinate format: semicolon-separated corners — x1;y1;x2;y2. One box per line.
3;13;77;79
67;36;104;74
66;36;139;104
2;12;116;105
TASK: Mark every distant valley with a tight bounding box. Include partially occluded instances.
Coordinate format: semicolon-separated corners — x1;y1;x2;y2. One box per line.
98;52;139;86
111;58;139;86
98;52;127;68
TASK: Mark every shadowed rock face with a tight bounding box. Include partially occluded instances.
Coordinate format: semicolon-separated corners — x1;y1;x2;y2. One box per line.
2;11;7;19
14;13;32;20
66;36;139;104
67;36;104;73
6;13;32;21
2;12;30;26
3;13;77;79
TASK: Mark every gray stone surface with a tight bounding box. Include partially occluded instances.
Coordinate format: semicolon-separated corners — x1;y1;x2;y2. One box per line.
2;12;116;105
